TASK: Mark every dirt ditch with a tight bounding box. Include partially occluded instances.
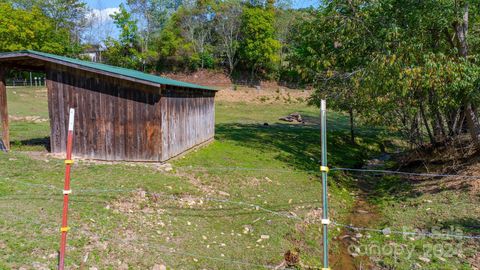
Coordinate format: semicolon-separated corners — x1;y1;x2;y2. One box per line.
330;154;391;270
332;198;379;270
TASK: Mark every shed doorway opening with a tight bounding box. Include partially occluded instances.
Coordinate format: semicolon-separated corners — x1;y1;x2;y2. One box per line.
0;70;51;152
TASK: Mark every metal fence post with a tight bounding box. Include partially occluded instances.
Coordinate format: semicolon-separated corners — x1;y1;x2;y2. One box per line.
320;100;330;270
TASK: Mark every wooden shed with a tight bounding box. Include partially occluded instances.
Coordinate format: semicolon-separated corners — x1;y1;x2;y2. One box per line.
0;50;217;161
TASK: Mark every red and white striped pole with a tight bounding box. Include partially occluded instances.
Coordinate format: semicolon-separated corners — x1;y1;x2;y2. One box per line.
58;108;75;270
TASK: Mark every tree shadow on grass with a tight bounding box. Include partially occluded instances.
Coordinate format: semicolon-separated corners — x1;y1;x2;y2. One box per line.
12;137;50;151
437;218;480;235
215;122;383;172
359;174;420;203
357;173;480;205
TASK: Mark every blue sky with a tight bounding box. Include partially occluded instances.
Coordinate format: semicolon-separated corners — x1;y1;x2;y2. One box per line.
84;0;124;10
293;0;318;8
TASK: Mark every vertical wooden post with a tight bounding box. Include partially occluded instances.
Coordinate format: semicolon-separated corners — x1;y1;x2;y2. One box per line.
0;68;9;150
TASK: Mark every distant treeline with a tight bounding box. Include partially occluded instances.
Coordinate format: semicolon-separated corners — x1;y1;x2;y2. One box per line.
0;0;312;83
99;0;308;84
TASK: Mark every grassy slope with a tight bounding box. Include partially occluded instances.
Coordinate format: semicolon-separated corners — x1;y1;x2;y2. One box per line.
354;167;480;269
0;88;387;269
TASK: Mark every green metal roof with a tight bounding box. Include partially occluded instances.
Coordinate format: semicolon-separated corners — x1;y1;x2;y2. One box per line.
0;50;217;91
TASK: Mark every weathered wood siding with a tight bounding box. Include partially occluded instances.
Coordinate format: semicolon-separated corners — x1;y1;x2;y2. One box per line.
161;87;215;160
47;64;163;161
46;64;215;162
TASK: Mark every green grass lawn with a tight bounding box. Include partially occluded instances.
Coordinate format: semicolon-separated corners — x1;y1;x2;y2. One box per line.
0;87;389;269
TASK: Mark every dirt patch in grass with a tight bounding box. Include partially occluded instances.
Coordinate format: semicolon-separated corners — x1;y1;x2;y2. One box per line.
414;171;480;196
446;160;480;195
9;115;49;123
111;189;167;214
174;171;231;197
468;252;480;269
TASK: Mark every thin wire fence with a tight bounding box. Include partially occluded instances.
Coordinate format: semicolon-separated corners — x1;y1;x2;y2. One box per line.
1;163;480;269
2;178;479;241
332;167;480;179
3;164;480;193
176;165;480;180
333;222;480;240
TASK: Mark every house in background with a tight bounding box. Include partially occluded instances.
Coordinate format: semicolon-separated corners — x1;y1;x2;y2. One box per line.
80;45;105;63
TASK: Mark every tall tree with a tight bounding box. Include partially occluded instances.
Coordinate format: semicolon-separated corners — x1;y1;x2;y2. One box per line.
289;0;376;143
180;1;216;69
239;3;280;79
127;0;182;54
6;0;87;42
0;2;72;54
103;4;144;69
450;1;480;144
214;0;243;74
291;0;480;147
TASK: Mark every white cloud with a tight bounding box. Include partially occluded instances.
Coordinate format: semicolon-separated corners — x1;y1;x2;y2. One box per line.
86;7;120;23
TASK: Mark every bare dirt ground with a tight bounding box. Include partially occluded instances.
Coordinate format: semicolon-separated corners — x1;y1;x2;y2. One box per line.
400;135;480;196
215;87;312;104
162;70;313;104
9;115;48;122
162;70;233;88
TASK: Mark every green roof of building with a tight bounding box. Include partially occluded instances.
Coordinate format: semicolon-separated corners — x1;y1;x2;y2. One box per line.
0;50;217;91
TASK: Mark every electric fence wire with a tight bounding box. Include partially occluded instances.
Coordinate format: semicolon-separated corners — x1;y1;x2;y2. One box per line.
331;167;480;179
176;165;318;174
77;189;304;221
333;222;480;240
3;163;480;179
1;166;480;241
3;185;479;241
178;165;480;180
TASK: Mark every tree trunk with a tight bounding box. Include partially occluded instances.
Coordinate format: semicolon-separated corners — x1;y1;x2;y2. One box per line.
435;111;446;138
428;89;446;141
453;3;480;144
453;3;469;58
448;109;461;136
465;103;480;143
349;108;355;145
456;109;467;135
420;101;436;145
410;113;421;146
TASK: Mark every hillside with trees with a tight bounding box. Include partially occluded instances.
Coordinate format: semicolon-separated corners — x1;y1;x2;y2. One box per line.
1;0;480;150
97;0;480;153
